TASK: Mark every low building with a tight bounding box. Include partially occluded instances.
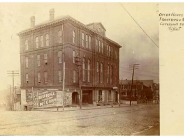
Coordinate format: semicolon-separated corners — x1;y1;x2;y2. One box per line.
119;80;155;104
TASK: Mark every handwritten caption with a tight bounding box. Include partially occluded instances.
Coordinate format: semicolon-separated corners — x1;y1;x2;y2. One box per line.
159;13;184;32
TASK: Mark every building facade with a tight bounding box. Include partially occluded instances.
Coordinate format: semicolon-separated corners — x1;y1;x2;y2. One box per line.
119;80;155;104
18;9;121;109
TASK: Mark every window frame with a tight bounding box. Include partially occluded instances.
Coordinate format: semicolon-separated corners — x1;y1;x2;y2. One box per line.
46;34;49;46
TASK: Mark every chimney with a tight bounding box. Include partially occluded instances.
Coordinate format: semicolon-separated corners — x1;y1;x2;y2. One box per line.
49;9;55;21
30;16;35;28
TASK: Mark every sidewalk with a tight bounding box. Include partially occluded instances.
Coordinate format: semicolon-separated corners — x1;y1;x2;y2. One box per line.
33;103;135;112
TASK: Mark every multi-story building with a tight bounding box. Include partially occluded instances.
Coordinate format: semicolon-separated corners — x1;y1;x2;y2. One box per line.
18;9;121;109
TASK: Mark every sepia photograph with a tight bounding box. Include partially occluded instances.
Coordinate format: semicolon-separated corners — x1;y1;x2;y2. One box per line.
0;2;159;135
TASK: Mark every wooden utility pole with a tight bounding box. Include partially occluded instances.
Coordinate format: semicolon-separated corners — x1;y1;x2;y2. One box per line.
129;64;139;106
7;70;19;111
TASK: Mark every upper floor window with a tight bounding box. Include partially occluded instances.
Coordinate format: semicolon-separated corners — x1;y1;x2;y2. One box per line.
100;63;103;83
107;65;110;83
40;35;43;47
36;37;39;48
115;50;118;59
25;40;28;51
25;57;28;68
86;35;88;48
38;73;41;83
46;34;49;46
26;73;28;83
44;53;48;64
73;70;76;83
111;47;113;58
58;30;63;43
73;31;75;44
109;45;111;57
73;51;76;63
107;45;109;57
58;70;62;82
89;36;91;49
101;42;103;54
110;65;113;84
98;41;101;53
83;58;86;81
87;60;90;82
44;72;48;83
97;62;99;83
37;55;40;66
82;33;84;47
58;51;62;63
96;39;98;52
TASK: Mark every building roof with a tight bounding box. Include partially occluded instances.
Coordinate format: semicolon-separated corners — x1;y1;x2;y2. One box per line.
86;22;106;31
18;15;121;48
120;80;154;87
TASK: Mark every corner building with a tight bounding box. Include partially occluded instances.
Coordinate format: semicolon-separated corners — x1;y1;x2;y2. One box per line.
18;9;121;109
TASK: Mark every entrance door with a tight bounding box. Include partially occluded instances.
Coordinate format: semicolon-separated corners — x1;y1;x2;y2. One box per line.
82;90;93;104
72;92;79;104
115;91;118;103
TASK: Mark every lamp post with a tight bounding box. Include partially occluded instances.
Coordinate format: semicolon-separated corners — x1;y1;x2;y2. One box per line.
74;55;82;109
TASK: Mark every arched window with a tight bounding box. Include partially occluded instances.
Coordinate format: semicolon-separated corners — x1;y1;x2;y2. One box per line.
46;34;49;46
83;58;86;81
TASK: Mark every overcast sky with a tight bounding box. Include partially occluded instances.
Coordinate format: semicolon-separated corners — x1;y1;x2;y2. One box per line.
0;3;159;91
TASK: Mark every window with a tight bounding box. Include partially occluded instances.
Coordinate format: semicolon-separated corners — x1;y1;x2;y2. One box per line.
73;70;76;83
44;72;48;83
109;46;111;57
98;41;101;53
115;50;118;59
38;73;41;83
107;45;109;57
83;58;85;81
87;60;90;82
37;55;40;66
100;63;103;83
73;51;75;63
58;51;62;63
44;53;48;64
73;31;75;44
58;70;62;82
82;33;84;47
46;34;49;46
107;65;109;83
25;57;28;68
36;37;39;48
58;30;63;43
25;40;28;50
108;90;111;101
26;74;28;83
110;65;113;84
111;47;113;58
40;35;43;47
96;39;98;52
89;36;91;49
102;42;103;54
97;62;99;83
86;35;88;48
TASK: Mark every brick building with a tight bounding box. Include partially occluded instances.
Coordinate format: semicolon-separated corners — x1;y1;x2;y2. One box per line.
18;9;121;109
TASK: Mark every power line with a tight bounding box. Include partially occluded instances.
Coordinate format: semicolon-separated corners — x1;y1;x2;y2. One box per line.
119;3;159;48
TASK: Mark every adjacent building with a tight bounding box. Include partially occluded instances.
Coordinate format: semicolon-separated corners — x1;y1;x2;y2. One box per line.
18;9;121;109
119;79;157;104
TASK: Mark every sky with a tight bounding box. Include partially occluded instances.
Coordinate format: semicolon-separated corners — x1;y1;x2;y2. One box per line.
0;3;159;91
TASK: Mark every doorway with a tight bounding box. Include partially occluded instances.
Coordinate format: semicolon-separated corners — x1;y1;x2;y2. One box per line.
72;92;79;104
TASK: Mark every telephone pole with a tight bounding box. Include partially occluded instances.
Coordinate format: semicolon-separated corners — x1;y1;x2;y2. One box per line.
7;70;19;111
129;64;139;106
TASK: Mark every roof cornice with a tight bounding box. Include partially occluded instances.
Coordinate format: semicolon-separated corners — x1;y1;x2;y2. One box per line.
18;15;122;48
